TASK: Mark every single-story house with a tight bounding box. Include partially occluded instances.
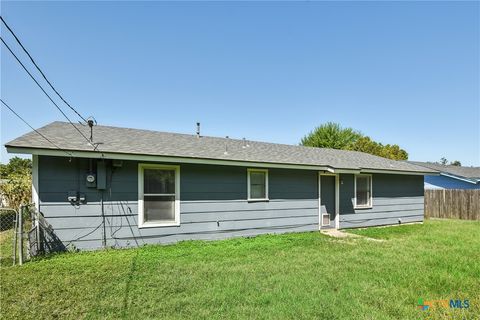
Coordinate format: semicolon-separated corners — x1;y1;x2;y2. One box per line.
409;161;480;190
6;121;436;251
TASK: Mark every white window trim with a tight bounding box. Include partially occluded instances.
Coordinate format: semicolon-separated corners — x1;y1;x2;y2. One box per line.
247;168;269;201
354;174;373;209
138;163;180;228
32;154;39;212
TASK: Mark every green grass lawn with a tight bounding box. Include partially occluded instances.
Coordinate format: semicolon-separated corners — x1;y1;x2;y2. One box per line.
1;219;479;319
0;229;15;268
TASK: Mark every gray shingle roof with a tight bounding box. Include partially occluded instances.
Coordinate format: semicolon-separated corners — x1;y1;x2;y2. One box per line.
408;161;480;182
6;121;435;174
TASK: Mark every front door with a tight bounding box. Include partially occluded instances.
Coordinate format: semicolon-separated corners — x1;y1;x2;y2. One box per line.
320;175;336;229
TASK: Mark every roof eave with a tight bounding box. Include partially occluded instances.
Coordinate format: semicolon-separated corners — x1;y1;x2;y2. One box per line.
5;145;334;171
358;168;437;176
440;172;480;184
5;145;434;175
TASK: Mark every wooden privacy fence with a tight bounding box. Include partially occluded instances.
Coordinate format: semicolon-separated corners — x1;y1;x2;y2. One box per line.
425;189;480;220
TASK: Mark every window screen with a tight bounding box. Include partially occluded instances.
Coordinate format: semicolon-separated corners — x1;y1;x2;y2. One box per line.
249;170;267;199
143;168;176;223
356;175;371;207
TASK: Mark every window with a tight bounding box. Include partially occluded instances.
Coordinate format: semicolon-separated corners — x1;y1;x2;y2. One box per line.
138;164;180;227
355;174;372;208
248;169;268;201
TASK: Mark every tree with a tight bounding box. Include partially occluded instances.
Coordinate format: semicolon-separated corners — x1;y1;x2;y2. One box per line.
0;157;32;209
347;136;408;161
379;144;409;161
300;122;362;150
0;157;32;178
450;160;461;166
348;136;382;156
301;122;408;160
439;157;448;165
0;173;32;210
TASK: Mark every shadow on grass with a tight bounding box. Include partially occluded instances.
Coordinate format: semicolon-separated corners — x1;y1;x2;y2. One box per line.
345;222;426;240
121;250;139;319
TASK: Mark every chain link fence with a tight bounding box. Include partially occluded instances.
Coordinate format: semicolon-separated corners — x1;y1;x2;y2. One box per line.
0;205;40;266
0;207;19;267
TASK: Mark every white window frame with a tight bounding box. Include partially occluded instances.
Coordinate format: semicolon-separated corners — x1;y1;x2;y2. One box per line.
247;168;269;201
138;163;180;228
32;154;39;212
354;174;373;209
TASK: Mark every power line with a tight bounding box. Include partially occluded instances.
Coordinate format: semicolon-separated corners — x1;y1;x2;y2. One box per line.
0;16;88;123
1;99;73;157
0;36;93;146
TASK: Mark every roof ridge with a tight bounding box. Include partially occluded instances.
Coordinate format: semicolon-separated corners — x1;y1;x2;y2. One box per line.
51;121;393;158
5;121;437;173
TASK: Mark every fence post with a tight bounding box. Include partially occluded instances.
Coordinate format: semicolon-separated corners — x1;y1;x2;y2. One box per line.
12;209;18;266
18;206;23;266
36;209;41;254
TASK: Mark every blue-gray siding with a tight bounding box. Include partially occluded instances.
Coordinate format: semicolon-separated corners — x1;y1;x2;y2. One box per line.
339;174;424;228
424;175;480;190
38;156;425;250
38;156;319;250
320;175;336;227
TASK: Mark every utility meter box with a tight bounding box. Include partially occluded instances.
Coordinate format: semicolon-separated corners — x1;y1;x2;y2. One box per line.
85;173;96;188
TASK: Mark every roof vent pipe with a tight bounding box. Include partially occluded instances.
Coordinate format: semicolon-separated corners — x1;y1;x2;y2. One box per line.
242;138;249;148
224;136;229;155
87;119;95;143
196;122;200;138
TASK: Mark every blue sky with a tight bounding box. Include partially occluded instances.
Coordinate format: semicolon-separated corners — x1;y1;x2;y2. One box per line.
1;1;479;165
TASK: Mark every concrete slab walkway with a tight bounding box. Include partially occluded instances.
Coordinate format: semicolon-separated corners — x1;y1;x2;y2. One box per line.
321;229;384;242
321;229;361;238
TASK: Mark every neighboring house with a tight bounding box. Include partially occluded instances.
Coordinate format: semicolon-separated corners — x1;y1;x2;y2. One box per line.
409;162;480;190
5;122;436;251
